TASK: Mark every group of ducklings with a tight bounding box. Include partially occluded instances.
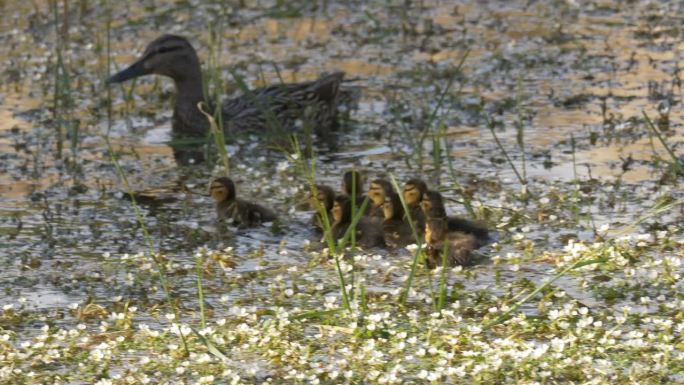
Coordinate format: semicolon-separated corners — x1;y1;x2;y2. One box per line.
209;172;489;268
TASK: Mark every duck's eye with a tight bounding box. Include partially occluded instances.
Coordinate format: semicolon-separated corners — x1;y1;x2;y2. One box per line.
156;45;182;54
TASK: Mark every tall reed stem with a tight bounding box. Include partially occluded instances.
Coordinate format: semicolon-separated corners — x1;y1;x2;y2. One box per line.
389;175;424;306
643;111;683;175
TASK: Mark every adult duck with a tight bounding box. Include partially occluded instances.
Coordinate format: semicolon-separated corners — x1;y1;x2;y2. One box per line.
107;34;346;141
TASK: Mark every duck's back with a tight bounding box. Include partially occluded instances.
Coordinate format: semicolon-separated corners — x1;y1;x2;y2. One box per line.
383;219;414;248
239;200;277;226
426;232;478;268
222;72;345;134
330;219;385;249
357;218;385;249
217;199;276;227
447;216;489;243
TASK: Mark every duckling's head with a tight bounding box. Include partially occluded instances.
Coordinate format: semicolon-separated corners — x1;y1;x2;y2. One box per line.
341;170;363;198
421;190;446;218
332;195;351;225
425;218;447;244
382;192;405;221
209;177;236;203
368;179;394;207
309;185;335;212
107;35;200;84
403;179;427;206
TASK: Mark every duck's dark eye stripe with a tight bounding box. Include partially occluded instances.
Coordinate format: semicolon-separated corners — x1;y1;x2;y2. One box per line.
156;45;182;54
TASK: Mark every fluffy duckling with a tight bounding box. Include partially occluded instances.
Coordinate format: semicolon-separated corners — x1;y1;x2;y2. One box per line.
341;170;367;209
309;184;336;233
424;217;478;269
420;190;489;241
402;178;428;231
367;179;394;220
210;177;277;228
331;195;385;248
382;192;414;248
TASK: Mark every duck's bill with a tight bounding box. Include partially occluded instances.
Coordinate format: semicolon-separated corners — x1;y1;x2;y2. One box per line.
106;59;148;84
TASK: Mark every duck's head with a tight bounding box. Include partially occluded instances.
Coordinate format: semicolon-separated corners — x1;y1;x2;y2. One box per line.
382;192;404;221
425;218;446;244
309;185;335;212
368;179;393;207
332;195;351;225
341;170;363;198
421;190;446;217
402;178;427;206
107;34;200;84
209;177;236;203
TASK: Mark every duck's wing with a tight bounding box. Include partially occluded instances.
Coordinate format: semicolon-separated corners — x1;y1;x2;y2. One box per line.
221;73;345;133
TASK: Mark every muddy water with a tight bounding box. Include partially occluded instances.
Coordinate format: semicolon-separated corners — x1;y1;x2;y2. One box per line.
0;1;682;319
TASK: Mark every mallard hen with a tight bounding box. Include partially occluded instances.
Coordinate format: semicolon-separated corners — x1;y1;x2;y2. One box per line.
108;35;346;142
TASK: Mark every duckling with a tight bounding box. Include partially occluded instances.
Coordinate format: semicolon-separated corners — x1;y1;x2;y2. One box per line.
331;195;385;248
424;217;478;269
107;35;346;142
308;184;335;233
420;190;489;241
402;178;428;231
209;177;276;228
341;170;367;211
367;179;394;220
382;192;414;248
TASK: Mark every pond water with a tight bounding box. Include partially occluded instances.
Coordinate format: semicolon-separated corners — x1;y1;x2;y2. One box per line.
0;0;679;319
0;0;682;383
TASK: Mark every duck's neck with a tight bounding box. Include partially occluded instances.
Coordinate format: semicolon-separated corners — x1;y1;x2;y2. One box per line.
172;69;209;138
